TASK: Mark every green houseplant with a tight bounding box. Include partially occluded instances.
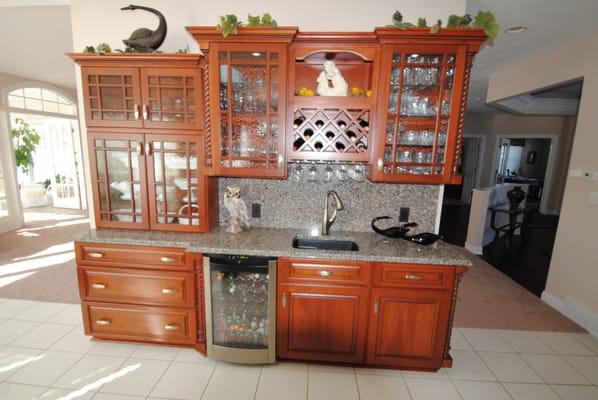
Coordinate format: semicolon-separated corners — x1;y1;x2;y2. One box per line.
11;117;41;175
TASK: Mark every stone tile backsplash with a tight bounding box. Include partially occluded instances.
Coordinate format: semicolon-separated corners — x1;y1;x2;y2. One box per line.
218;178;440;233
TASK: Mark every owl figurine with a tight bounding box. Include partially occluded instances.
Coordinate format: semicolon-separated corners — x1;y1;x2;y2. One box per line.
223;186;250;234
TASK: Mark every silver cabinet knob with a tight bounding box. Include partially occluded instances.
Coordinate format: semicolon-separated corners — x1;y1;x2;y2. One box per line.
88;252;103;258
134;104;140;120
161;288;177;294
95;319;111;326
164;324;180;331
405;273;423;281
91;283;107;289
160;256;176;263
319;270;332;277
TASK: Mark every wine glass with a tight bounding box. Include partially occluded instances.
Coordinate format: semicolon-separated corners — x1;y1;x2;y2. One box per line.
336;164;348;182
292;161;304;182
323;163;334;183
308;162;318;182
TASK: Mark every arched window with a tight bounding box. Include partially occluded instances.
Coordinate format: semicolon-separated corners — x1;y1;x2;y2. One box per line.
7;87;76;116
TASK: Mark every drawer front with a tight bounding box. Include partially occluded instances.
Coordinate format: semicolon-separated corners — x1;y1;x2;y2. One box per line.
280;258;372;286
82;302;196;345
78;267;195;307
374;263;454;290
76;242;189;271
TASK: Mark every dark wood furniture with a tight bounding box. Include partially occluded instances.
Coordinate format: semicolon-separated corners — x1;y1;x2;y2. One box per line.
277;257;467;370
489;203;539;250
75;242;206;352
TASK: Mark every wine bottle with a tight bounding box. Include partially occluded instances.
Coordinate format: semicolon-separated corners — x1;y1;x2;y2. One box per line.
314;142;324;150
303;129;314;140
335;142;346;151
358;118;369;132
293;137;305;150
293;117;305;130
315;120;324;129
346;130;357;142
325;131;335;140
337;121;347;130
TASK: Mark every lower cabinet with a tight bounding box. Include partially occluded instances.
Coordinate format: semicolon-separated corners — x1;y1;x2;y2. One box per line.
277;284;369;363
366;288;451;369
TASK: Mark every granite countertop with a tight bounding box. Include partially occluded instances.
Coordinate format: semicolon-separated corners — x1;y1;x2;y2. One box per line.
74;227;472;267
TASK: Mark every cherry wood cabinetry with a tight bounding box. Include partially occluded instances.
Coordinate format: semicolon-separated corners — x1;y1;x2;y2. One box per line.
75;243;205;349
277;257;467;370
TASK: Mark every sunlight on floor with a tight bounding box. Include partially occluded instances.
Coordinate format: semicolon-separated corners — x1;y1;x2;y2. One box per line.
53;363;141;400
0;354;44;374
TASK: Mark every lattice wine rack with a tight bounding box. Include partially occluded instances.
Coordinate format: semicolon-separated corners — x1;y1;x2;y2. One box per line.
289;106;371;162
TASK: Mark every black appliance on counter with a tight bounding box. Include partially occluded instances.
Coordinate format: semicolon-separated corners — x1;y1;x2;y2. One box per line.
203;254;277;364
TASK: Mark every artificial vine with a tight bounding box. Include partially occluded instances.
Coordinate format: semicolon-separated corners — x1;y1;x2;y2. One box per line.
391;10;500;38
11;117;41;175
217;13;278;37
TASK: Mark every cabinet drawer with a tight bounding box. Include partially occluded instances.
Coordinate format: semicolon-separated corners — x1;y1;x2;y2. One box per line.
279;258;372;286
78;267;195;307
76;243;189;271
374;263;454;290
82;302;196;345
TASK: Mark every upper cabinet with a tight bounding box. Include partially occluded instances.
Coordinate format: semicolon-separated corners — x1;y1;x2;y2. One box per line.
187;27;297;178
72;54;204;131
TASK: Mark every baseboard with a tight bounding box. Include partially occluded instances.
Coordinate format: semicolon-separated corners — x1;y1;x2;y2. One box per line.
465;242;483;255
541;291;598;337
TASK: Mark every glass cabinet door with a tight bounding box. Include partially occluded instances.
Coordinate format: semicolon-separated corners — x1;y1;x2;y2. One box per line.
141;69;202;130
379;50;457;181
145;134;206;232
215;44;286;177
82;67;143;128
88;133;148;228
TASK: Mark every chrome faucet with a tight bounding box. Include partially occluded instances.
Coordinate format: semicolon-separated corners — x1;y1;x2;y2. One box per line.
322;190;344;236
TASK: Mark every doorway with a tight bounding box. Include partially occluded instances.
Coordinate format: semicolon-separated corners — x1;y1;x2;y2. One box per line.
443;136;483;206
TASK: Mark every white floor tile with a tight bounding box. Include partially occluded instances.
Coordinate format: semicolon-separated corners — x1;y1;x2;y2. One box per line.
535;332;595;356
550;385;598;400
173;348;214;364
563;355;598;384
92;394;146;400
50;326;96;353
0;299;37;318
150;361;214;400
6;350;82;386
0;382;46;399
404;377;461;400
459;328;514;352
53;354;127;390
308;371;359;400
478;352;543;383
354;367;403;377
402;368;450;380
308;363;355;374
50;304;83;325
255;366;307;400
201;363;262;400
520;353;590;384
0;298;7;303
356;373;410;400
38;387;95;400
497;330;554;354
0;346;43;381
13;302;69;322
98;358;170;397
446;350;496;381
0;319;39;345
88;342;139;358
11;322;75;349
451;328;473;351
130;344;180;361
262;361;308;371
572;334;598;355
503;383;561;400
453;380;512;400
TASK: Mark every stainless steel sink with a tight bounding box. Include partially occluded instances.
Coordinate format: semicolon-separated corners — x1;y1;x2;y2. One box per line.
292;236;359;251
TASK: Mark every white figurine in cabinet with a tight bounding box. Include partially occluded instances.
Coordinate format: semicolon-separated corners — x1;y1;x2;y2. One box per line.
316;60;349;97
224;186;251;234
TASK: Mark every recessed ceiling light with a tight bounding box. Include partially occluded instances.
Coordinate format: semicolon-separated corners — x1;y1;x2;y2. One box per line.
505;26;528;34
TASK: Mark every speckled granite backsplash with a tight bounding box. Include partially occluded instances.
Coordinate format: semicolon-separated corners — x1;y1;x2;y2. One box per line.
218;178;440;233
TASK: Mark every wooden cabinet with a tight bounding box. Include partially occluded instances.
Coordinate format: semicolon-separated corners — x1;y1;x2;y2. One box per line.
370;29;486;184
277;284;370;363
88;131;217;232
367;288;451;369
278;258;465;370
78;57;203;130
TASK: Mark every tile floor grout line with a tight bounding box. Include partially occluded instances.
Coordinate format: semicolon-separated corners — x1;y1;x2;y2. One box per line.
353;365;361;400
252;365;264;400
199;361;220;400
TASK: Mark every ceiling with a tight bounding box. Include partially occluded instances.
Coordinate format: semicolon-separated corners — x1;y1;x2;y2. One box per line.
466;0;598;113
0;4;75;89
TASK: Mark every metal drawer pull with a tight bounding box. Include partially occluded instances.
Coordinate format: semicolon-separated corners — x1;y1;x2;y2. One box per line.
160;256;176;263
91;283;107;289
142;104;149;120
282;293;287;308
162;288;177;294
164;324;180;331
88;252;104;258
95;319;111;326
405;273;423;281
373;300;380;315
133;104;140;120
145;142;152;156
319;270;332;277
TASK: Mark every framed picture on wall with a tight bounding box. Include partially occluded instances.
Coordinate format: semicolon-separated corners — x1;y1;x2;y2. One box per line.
526;150;537;164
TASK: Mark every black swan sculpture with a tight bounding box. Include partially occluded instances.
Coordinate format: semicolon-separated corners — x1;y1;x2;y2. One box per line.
121;4;167;52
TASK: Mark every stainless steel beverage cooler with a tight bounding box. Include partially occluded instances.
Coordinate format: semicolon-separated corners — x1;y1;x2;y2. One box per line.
203;254;276;364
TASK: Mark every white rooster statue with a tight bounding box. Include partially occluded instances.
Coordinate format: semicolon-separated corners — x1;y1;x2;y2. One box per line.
223;186;250;234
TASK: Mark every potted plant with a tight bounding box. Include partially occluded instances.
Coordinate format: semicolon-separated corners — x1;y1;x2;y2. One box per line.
11;117;41;179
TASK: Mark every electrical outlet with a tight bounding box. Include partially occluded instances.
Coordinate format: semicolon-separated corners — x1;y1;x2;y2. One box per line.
251;203;261;218
399;207;410;222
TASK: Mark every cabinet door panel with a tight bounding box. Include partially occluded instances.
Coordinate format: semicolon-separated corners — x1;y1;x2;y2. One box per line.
145;134;211;232
367;288;451;369
141;68;203;130
277;284;369;363
88;132;149;229
82;67;143;128
212;43;287;177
